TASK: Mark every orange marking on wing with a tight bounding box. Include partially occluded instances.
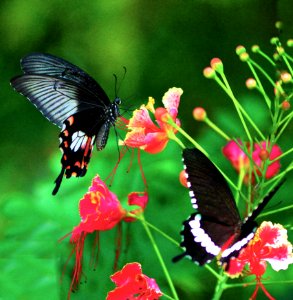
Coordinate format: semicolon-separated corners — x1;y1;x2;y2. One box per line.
84;137;92;157
63;130;69;137
71;172;77;177
64;141;69;148
74;161;81;168
68;116;74;126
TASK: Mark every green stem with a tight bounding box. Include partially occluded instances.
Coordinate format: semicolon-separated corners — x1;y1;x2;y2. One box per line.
140;214;179;300
133;214;179;247
255;49;276;67
204;117;230;140
259;204;293;218
215;75;252;141
247;60;273;109
212;273;228;300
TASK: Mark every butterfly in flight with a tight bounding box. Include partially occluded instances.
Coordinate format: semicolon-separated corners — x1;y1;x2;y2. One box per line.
11;53;121;195
173;148;283;271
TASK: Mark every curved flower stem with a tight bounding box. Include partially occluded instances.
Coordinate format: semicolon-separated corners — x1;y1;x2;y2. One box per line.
259;204;293;217
215;75;252;141
132;214;179;247
214;74;265;140
204;117;230;141
140;214;179;300
212;272;228;300
247;60;274;110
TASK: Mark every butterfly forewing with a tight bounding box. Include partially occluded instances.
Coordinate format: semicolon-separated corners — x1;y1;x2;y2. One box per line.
183;148;240;226
20;52;111;103
11;75;99;127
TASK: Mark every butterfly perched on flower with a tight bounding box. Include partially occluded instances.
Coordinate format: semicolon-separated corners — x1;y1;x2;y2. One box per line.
11;53;121;195
174;148;283;271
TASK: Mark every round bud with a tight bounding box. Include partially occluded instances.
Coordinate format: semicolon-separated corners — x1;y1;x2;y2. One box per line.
210;58;223;73
245;78;257;89
251;45;260;53
235;45;246;55
203;67;216;79
193;107;207;121
282;100;290;110
179;170;188;187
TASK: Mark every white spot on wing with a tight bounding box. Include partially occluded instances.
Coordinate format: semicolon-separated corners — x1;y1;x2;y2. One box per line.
189;214;221;256
70;131;87;152
221;232;255;258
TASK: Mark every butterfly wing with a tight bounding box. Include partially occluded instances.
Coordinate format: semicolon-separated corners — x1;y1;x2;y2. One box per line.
20;52;111;104
52;109;106;195
11;53;120;195
183;148;240;225
175;148;242;265
220;179;285;268
11;75;102;128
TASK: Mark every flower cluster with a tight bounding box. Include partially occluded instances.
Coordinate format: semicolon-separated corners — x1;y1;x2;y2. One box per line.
227;222;293;299
122;87;183;153
222;140;282;184
107;262;162;299
67;175;148;294
61;36;292;300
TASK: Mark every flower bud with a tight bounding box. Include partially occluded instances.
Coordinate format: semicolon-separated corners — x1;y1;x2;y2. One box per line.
251;45;260;53
282;100;290;110
235;45;246;55
239;52;249;62
277;46;285;55
203;67;216;79
275;21;283;30
270;37;279;45
179;170;188;187
287;39;293;47
193;107;207;121
245;78;257;89
280;72;292;83
259;149;269;161
210;58;223;73
273;52;280;61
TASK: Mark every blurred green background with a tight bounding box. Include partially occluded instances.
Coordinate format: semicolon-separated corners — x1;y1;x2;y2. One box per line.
0;0;292;299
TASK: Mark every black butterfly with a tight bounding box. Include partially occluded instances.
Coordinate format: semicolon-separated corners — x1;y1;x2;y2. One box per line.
173;148;283;270
11;53;121;195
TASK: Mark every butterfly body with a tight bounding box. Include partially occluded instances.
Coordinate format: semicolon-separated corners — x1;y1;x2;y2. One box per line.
11;53;121;194
174;148;282;270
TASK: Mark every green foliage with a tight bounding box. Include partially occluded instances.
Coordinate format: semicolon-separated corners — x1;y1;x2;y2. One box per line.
1;1;293;300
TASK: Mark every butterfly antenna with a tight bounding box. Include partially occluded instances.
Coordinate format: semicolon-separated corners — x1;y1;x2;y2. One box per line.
113;66;127;98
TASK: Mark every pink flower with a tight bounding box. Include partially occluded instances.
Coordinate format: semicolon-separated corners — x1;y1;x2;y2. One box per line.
106;262;162;300
227;221;293;299
223;140;282;183
65;176;148;296
122;88;183;154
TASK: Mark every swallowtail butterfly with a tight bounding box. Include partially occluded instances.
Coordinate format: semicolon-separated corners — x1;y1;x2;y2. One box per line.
174;148;283;270
11;53;121;195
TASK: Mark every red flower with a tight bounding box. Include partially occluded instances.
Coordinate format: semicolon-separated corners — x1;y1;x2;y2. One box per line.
227;221;293;299
222;140;282;183
122;87;183;154
66;176;148;296
106;262;162;300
